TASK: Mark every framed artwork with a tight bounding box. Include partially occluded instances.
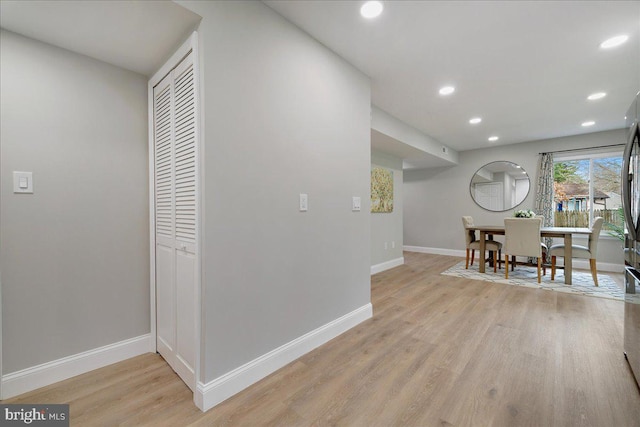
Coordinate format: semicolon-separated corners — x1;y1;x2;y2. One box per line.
371;167;393;213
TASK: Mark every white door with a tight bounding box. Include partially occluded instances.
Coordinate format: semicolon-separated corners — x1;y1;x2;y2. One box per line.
475;182;504;211
153;51;197;391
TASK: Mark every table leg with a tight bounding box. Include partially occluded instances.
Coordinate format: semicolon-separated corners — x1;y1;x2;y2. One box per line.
564;234;572;285
479;231;486;273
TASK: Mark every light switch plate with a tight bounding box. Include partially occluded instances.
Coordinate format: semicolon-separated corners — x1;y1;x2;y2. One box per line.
13;171;33;194
352;196;361;211
299;193;308;211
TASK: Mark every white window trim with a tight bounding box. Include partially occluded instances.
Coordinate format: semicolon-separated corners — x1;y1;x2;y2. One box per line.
554;148;623;162
553;148;623;230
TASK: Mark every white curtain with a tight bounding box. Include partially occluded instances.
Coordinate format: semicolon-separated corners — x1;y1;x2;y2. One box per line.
535;152;555;252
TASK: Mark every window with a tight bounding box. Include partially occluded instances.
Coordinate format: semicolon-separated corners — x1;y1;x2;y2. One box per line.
553;152;623;233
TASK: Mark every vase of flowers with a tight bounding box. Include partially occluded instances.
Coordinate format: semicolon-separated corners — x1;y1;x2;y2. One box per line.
514;209;535;218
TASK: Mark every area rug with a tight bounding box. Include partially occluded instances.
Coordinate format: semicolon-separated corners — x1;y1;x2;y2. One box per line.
441;261;624;301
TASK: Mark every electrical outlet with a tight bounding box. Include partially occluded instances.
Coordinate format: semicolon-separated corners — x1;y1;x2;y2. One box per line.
392;241;395;249
384;242;388;250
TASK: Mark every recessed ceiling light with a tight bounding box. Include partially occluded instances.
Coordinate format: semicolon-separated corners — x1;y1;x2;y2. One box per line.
600;35;628;49
582;121;595;127
469;117;482;124
439;86;455;96
587;92;607;100
360;1;384;19
488;136;499;142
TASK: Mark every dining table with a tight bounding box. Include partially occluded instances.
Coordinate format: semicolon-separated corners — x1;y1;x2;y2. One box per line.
465;225;593;285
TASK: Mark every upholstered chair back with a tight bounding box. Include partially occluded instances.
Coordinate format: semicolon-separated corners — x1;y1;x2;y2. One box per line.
462;216;476;246
504;217;543;258
588;217;604;257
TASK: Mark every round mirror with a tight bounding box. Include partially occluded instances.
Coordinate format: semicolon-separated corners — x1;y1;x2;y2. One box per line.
470;161;530;211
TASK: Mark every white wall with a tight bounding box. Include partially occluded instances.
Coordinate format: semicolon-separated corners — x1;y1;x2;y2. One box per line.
371;151;403;270
371;106;458;166
404;129;627;268
176;0;371;387
0;30;150;373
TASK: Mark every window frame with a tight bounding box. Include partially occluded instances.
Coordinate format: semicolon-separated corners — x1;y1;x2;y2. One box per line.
553;149;623;233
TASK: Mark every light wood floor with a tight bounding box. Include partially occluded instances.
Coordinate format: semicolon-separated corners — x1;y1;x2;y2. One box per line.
5;252;640;426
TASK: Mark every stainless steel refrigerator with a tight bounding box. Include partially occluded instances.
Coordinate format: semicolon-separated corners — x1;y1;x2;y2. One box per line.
623;91;640;387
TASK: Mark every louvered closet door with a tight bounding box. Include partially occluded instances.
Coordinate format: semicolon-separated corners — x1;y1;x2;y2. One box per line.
154;51;197;392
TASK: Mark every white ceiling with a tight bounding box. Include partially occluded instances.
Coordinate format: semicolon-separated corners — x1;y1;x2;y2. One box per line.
474;161;529;180
1;0;637;158
266;0;640;152
0;0;201;76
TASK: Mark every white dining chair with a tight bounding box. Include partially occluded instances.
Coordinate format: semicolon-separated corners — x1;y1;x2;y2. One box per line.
504;217;547;283
462;216;502;272
550;217;604;286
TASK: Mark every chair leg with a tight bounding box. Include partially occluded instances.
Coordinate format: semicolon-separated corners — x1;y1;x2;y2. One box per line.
590;258;599;286
465;248;470;269
498;250;502;270
537;257;541;283
511;256;516;271
493;251;498;273
471;250;475;266
505;254;509;279
551;256;556;281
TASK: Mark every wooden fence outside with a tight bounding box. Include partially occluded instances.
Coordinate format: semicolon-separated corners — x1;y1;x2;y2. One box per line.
554;209;622;228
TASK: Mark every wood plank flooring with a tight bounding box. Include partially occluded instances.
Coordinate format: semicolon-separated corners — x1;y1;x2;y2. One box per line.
5;252;640;426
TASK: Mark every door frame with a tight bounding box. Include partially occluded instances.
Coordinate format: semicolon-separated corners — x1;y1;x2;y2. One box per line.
147;31;202;392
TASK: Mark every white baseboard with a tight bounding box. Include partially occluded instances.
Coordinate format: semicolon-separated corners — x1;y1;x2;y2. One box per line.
371;257;404;275
403;245;465;258
194;303;373;412
403;246;623;273
1;334;151;400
